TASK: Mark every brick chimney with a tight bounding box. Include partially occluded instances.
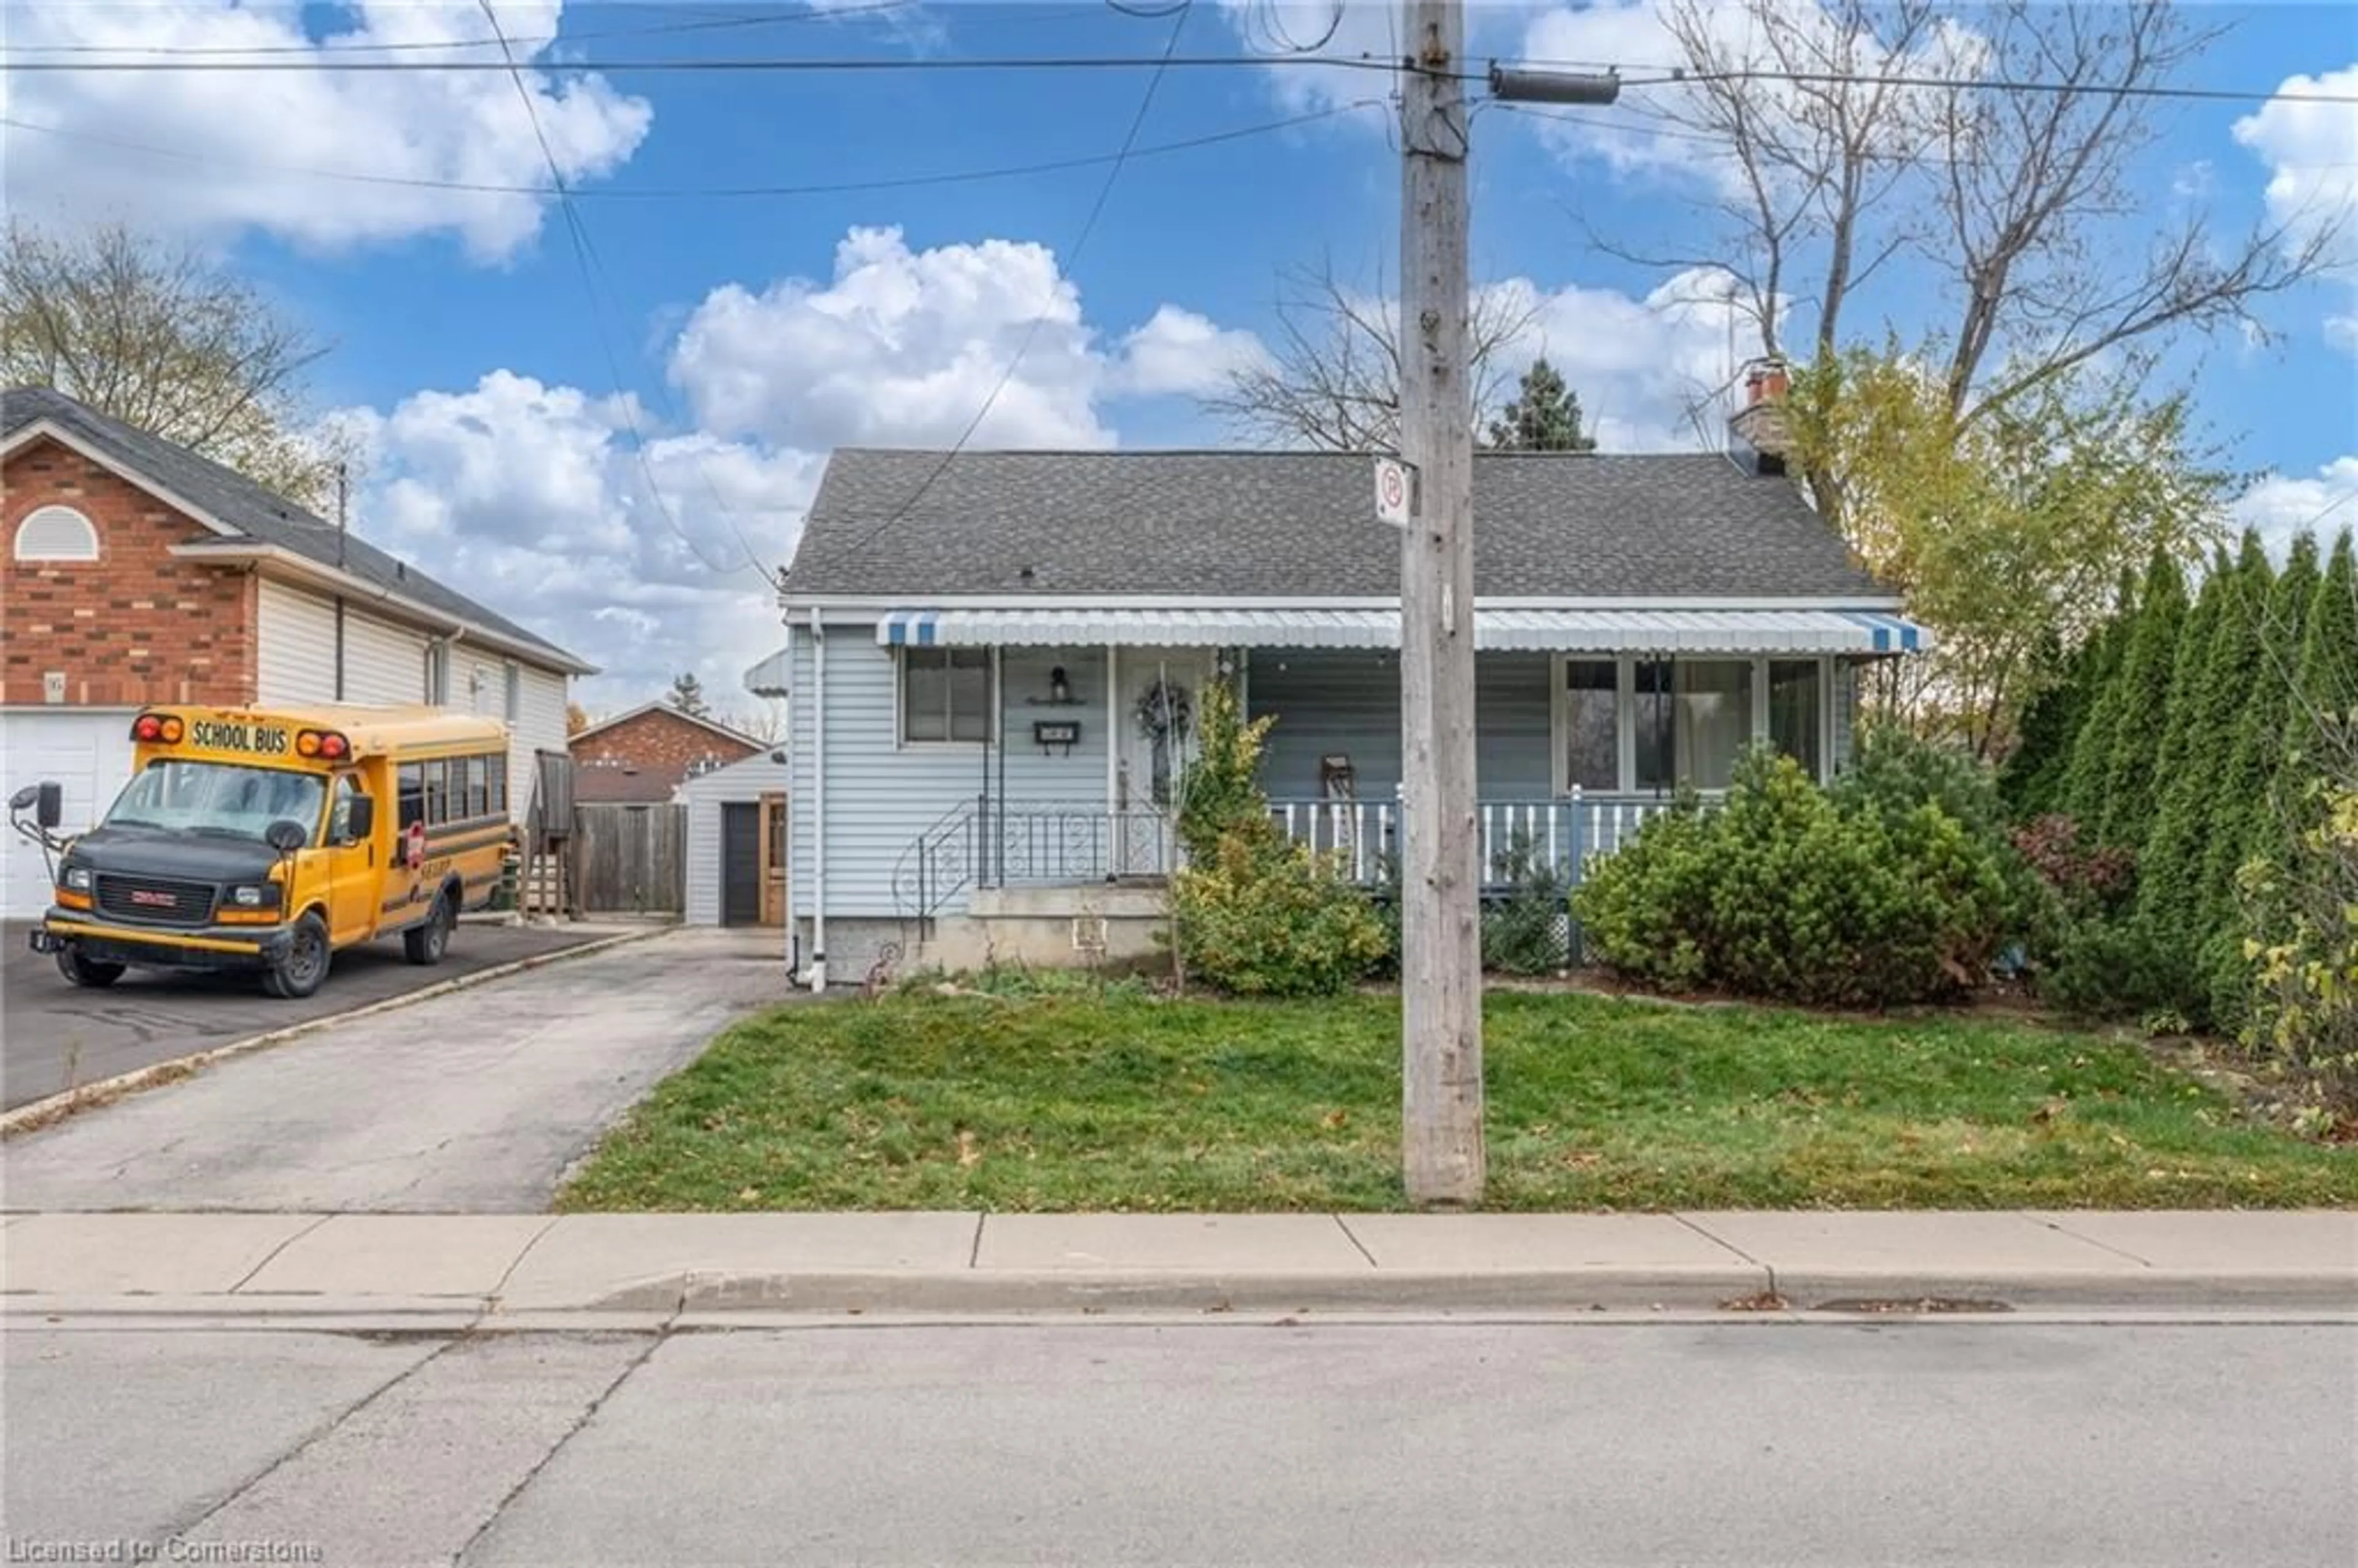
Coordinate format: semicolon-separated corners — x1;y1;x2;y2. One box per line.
1729;356;1791;476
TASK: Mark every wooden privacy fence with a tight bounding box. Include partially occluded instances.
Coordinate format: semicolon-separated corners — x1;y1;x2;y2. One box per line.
568;803;687;916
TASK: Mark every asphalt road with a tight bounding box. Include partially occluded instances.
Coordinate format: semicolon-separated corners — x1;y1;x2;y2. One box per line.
0;926;794;1211
1;918;616;1111
3;1319;2349;1567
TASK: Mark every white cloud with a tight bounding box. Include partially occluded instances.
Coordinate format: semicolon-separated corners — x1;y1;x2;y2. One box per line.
2234;456;2358;554
335;371;818;710
1111;306;1274;397
2233;64;2358;255
333;227;1272;705
670;227;1115;451
2234;63;2358;353
1517;0;1976;187
1482;266;1765;449
0;1;652;262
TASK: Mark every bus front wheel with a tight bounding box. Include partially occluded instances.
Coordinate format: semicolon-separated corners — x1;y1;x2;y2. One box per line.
403;892;453;966
264;912;331;1000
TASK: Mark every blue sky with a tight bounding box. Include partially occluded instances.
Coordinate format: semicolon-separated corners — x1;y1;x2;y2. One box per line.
5;1;2354;713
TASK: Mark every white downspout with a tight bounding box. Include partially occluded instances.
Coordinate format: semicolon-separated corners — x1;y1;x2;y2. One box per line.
806;607;828;990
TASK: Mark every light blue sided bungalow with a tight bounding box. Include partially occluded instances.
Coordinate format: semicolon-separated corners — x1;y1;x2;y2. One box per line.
755;435;1929;987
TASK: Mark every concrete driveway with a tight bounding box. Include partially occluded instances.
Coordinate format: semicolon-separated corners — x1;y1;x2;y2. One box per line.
0;926;796;1213
2;918;619;1111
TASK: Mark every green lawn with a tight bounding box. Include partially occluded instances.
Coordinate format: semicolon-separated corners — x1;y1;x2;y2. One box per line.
554;986;2358;1213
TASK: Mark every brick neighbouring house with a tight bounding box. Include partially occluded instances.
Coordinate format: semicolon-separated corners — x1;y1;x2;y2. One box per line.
2;385;594;918
569;702;766;805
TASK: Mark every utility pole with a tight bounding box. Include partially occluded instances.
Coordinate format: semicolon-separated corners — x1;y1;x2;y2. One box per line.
1397;0;1482;1208
1395;37;1622;1206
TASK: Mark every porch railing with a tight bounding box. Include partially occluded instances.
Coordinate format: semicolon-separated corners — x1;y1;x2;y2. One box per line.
892;798;1178;926
1267;791;1675;888
894;790;1678;928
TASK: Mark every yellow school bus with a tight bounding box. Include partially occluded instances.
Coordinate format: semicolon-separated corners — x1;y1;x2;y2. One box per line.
15;704;515;999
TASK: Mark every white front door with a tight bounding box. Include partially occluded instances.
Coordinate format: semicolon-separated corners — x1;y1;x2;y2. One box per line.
1112;648;1213;875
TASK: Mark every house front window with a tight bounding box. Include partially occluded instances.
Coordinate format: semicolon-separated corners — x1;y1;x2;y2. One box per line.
900;646;995;744
1768;658;1822;777
1563;659;1617;791
1555;654;1834;794
1635;658;1753;791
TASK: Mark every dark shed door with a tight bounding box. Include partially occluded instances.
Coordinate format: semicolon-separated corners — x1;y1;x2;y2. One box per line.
720;802;762;926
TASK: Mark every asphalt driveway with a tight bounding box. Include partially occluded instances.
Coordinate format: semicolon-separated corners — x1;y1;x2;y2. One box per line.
2;918;620;1112
0;926;796;1212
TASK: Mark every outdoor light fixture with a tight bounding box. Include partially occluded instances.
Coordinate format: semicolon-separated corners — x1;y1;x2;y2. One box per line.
1487;62;1622;105
1049;666;1071;704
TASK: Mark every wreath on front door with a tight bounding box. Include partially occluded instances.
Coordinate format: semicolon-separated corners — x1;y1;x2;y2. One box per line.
1134;678;1193;742
1133;678;1194;810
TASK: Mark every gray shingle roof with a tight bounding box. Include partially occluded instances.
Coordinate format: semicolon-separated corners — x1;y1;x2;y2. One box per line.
782;448;1892;602
3;386;590;672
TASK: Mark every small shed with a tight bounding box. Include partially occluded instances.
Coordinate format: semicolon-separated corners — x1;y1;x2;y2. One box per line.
679;748;792;927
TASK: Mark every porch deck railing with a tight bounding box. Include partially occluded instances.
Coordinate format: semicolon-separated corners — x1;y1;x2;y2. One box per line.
892;798;1177;925
894;791;1677;927
1267;791;1675;888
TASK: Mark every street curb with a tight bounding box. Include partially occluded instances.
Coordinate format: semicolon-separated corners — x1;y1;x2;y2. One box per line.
6;1268;2353;1322
0;925;671;1138
498;1267;2358;1318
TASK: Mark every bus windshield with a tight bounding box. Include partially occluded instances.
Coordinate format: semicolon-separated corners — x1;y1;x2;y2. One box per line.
103;761;325;844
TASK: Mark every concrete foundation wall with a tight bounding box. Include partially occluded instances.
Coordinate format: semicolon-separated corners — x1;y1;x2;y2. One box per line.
795;884;1170;986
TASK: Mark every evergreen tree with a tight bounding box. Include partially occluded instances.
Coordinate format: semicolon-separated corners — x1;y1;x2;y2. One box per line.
1485;357;1599;452
2286;529;2357;761
1999;627;2085;818
2132;543;2236;941
667;672;710;718
2200;534;2321;1025
2139;533;2275;1005
2095;552;2189;851
2058;565;2141;829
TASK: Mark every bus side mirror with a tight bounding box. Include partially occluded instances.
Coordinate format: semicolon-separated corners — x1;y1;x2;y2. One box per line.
265;819;309;856
10;782;62;829
344;796;375;842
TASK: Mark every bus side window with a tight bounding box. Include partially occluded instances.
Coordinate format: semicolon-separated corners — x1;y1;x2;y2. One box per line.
491;757;508;817
398;764;426;831
465;755;489;820
423;760;448;825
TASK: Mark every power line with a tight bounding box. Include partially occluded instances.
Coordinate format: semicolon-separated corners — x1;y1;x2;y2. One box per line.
1610;65;2358;107
0;2;924;56
0;99;1380;199
0;49;1428;77
817;1;1199;569
473;0;765;583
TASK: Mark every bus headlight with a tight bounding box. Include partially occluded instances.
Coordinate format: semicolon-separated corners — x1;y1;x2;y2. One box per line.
61;866;91;893
228;884;278;908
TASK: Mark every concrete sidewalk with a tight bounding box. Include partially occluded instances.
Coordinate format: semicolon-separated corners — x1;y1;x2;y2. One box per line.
3;1209;2351;1321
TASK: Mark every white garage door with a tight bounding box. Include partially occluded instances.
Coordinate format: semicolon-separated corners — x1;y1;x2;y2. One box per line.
1;709;136;920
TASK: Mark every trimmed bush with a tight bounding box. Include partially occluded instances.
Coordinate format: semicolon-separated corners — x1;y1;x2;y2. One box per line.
1171;831;1390;997
1573;747;2015;1008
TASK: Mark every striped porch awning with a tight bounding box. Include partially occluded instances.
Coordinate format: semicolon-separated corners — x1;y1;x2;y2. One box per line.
873;606;1930;654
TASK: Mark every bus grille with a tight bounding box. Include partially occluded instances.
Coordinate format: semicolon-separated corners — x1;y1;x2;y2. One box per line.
95;875;217;927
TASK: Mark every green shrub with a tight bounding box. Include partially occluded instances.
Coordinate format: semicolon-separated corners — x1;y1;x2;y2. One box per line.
1173;677;1275;864
1481;833;1570;976
1171;831;1390;997
1573;745;2016;1007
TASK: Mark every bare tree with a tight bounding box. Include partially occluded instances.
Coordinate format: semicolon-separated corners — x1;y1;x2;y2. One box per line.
1;219;356;512
1200;258;1541;451
1603;0;2343;523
